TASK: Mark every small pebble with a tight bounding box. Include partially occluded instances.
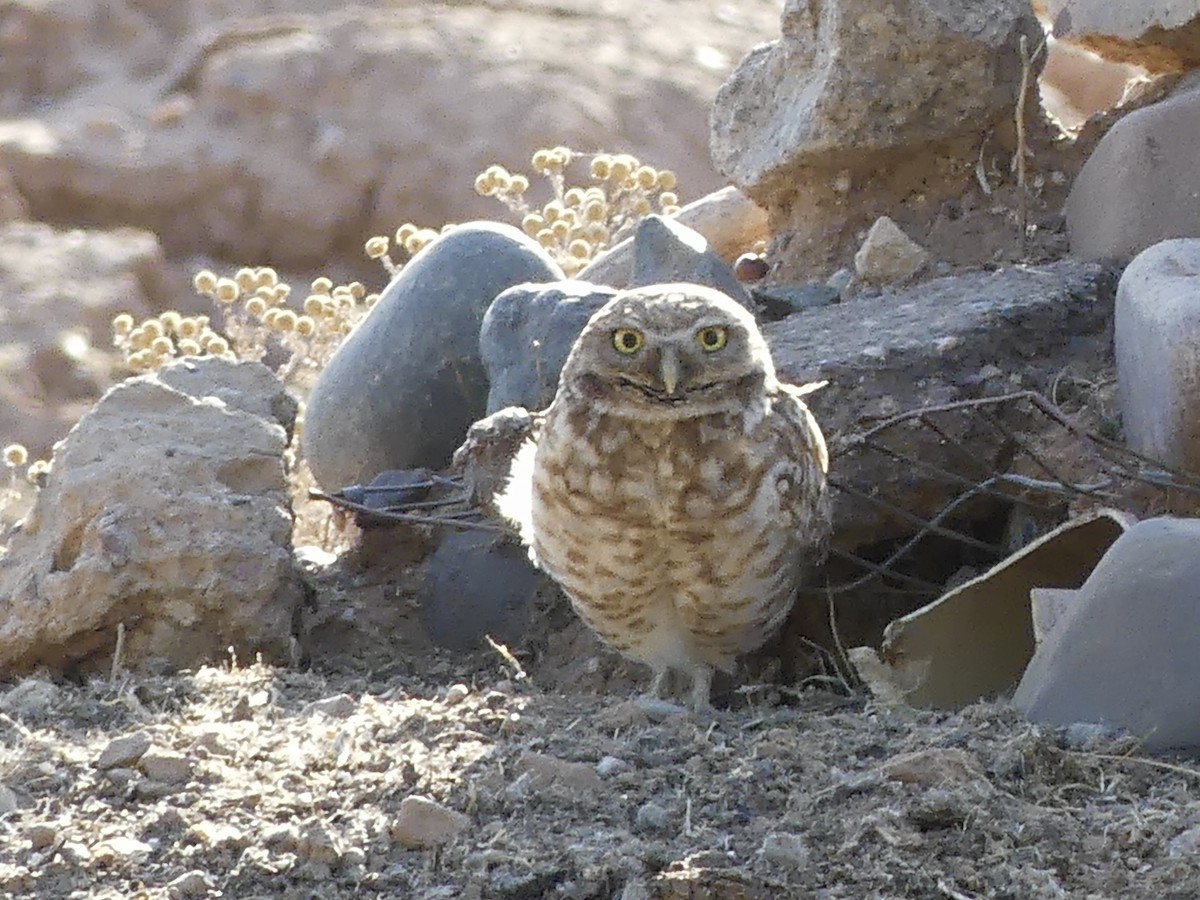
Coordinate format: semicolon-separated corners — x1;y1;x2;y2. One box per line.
139;749;193;785
25;824;57;850
95;731;152;770
305;694;356;719
634;801;671;833
444;684;470;706
596;756;631;778
168;870;213;899
759;831;809;869
734;253;769;283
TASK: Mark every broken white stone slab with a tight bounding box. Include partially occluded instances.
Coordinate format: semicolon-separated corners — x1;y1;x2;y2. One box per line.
859;509;1134;709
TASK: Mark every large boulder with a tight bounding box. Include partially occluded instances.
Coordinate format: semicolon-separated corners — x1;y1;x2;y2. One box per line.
0;3;780;267
302;222;563;491
710;0;1042;278
1065;76;1200;262
1113;238;1200;470
0;357;302;676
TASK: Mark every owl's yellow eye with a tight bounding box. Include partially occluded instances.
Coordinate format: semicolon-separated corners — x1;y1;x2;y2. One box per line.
696;326;728;352
612;328;644;355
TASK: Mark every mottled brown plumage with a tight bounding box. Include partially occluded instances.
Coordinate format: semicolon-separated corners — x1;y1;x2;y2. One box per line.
496;284;830;708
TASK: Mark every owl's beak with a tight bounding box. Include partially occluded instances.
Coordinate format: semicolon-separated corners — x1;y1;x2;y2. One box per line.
659;346;681;396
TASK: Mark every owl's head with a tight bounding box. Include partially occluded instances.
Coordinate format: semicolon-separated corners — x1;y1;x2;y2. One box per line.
557;284;776;419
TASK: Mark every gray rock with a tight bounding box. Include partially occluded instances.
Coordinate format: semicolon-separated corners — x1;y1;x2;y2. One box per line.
418;531;544;652
96;732;152;770
1067;77;1200;263
712;0;1040;194
0;358;301;676
765;258;1118;546
481;281;617;414
577;187;769;289
626;215;750;306
1114;238;1200;471
1013;517;1200;753
303;222;563;490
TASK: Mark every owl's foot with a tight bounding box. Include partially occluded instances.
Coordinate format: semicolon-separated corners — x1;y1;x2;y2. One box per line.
688;666;714;713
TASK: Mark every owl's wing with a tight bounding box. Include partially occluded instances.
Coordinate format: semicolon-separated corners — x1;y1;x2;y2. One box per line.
452;407;543;531
769;382;832;550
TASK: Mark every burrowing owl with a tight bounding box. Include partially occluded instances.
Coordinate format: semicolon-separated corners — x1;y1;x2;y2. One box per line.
495;283;830;709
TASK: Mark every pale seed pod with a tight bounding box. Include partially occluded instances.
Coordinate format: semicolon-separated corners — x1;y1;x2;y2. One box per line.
158;311;183;334
214;278;239;303
3;443;28;467
193;270;218;295
234;267;257;292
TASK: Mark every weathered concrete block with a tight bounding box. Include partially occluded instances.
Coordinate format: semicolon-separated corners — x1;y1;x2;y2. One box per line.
1113;238;1200;471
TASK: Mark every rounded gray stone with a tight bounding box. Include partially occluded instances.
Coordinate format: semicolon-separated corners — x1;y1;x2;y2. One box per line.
418;531;543;652
1013;517;1200;753
302;222;562;490
481;280;618;414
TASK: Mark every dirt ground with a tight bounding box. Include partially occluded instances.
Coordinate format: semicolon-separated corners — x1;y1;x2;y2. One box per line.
3;593;1200;900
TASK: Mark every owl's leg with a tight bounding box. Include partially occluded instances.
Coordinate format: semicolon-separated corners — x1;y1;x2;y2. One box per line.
689;666;714;712
646;666;670;699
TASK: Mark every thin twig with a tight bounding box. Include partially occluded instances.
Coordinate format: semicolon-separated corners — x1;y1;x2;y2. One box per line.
485;634;528;681
110;622;126;682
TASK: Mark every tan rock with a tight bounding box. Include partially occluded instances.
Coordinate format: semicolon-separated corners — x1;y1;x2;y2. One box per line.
711;0;1041;278
0;357;302;676
390;795;470;850
138;748;193;785
1035;0;1200;72
854;216;930;286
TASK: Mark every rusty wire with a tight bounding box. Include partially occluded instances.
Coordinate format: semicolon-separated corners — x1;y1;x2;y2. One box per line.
821;390;1200;601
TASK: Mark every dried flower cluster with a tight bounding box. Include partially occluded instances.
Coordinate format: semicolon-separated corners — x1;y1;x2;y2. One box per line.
1;443;50;552
478;147;679;277
360;147;682;280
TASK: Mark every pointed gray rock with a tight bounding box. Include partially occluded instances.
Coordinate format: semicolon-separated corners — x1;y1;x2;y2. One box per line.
628;215;751;306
